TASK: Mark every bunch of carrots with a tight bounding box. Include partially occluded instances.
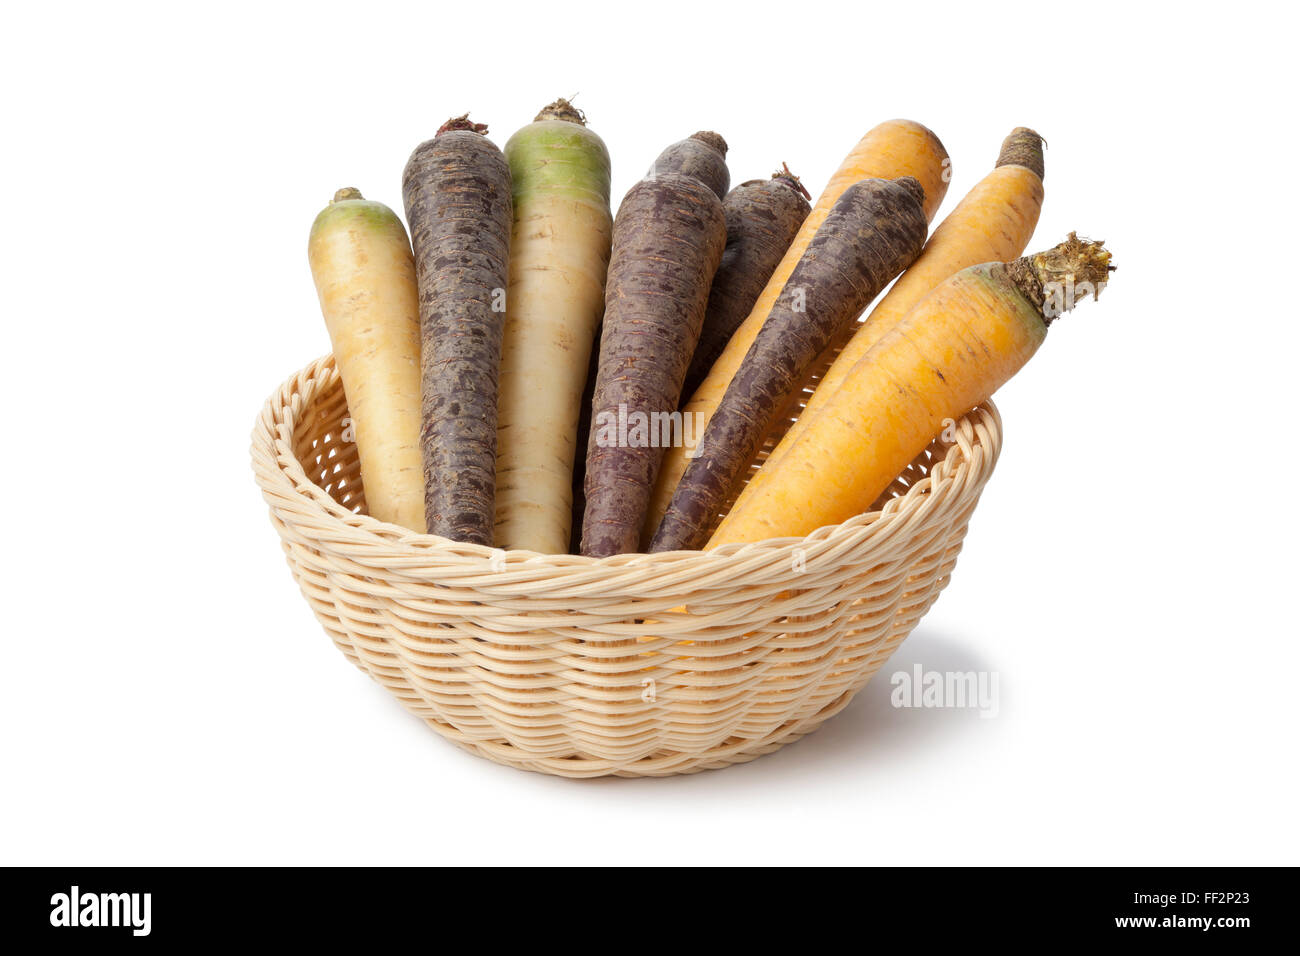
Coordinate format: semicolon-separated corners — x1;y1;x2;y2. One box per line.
307;102;1114;556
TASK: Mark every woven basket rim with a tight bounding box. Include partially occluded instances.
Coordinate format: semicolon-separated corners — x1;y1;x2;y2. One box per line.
250;355;1001;579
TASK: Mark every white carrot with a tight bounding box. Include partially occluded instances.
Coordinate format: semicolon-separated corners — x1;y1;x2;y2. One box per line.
494;99;613;553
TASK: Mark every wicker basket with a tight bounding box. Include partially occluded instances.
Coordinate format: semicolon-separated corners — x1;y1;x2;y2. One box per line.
251;356;1002;777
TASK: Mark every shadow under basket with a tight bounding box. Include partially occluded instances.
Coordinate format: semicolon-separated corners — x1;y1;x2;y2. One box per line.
251;356;1002;778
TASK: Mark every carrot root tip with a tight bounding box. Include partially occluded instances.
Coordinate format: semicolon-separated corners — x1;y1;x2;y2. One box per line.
534;98;587;125
773;162;812;200
438;113;489;136
689;130;728;157
892;175;926;209
1010;232;1114;322
997;127;1046;181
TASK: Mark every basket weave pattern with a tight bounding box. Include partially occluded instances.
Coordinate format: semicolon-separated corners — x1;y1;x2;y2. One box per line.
251;356;1002;777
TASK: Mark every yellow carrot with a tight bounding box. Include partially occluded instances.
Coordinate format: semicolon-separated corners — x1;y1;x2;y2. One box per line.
308;188;424;532
759;127;1045;480
710;234;1113;546
641;119;950;546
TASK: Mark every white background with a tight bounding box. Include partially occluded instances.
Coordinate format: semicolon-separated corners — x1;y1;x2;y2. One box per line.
3;1;1297;866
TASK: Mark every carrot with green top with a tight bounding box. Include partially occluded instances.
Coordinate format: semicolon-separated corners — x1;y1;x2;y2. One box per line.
307;187;424;532
494;99;612;554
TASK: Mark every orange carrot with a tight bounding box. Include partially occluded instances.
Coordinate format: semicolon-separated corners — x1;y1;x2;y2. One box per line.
710;234;1114;546
760;127;1045;480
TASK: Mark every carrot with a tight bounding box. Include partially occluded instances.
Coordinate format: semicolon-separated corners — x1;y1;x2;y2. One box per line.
493;99;612;554
567;330;601;553
580;165;727;557
642;119;950;538
760;127;1046;479
402;115;512;545
710;233;1114;546
307;187;424;532
679;166;811;401
649;176;929;551
649;131;730;199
